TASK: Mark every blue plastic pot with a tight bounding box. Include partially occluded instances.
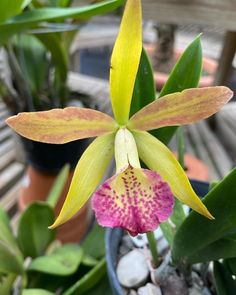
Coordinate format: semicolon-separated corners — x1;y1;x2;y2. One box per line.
105;179;210;295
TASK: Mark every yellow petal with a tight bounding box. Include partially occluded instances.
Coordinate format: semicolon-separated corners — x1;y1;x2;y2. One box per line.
110;0;142;125
6;107;117;144
133;130;214;220
128;87;233;131
49;132;115;228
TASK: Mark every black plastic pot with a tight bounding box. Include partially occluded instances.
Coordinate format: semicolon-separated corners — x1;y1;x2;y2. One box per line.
105;179;210;295
22;137;89;173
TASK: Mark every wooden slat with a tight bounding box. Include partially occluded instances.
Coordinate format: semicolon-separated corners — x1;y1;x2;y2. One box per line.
0;162;24;196
68;72;112;115
0;138;15;156
196;121;233;178
0;102;6;111
0;127;13;142
186;124;220;180
142;0;236;31
0;149;16;171
0;179;23;216
216;103;236;162
0;109;9;120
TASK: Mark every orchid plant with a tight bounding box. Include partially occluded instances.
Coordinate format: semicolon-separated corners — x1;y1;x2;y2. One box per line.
7;0;232;251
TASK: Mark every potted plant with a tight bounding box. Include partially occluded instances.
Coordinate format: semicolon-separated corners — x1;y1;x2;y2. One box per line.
105;171;236;294
0;0;124;242
6;0;234;293
0;164;112;295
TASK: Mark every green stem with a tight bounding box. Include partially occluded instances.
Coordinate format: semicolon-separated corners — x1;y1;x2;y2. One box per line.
146;232;159;268
176;127;185;169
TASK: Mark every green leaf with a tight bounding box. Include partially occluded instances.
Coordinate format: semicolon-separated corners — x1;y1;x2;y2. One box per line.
225;257;236;276
81;223;106;260
186;234;236;264
22;289;54;295
0;273;17;295
160;200;186;245
213;261;236;295
17;202;55;258
28;244;83;276
46;164;70;208
152;35;202;144
82;275;113;295
14;34;48;100
35;33;68;82
130;47;156;116
0;0;124;45
63;258;107;295
0;0;31;23
0;207;14;238
82;255;99;267
172;168;236;264
0;207;24;274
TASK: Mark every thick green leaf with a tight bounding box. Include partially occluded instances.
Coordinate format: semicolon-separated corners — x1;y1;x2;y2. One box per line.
14;34;48;99
0;208;14;240
213;261;236;295
0;0;124;45
152;35;202;144
225;257;236;276
172;168;236;264
22;289;54;295
28;244;83;275
82;275;113;295
81;223;106;259
130;47;156;116
186;234;236;264
82;254;99;267
17;202;55;258
0;207;24;274
0;0;31;23
63;258;106;295
0;273;17;295
35;33;68;82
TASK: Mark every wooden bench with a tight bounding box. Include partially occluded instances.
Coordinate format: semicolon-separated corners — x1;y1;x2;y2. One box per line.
215;102;236;164
0;102;25;218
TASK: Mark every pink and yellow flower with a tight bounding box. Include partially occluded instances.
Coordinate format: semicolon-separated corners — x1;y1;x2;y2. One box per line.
7;0;233;235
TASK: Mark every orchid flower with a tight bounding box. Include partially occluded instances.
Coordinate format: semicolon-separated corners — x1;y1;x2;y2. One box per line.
7;0;232;236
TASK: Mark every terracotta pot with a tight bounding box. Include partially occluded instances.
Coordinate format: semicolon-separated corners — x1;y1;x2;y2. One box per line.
145;44;217;90
18;166;93;243
174;153;209;181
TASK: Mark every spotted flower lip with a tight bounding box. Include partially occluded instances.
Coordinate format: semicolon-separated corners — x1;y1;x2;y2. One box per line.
6;0;233;234
92;165;174;236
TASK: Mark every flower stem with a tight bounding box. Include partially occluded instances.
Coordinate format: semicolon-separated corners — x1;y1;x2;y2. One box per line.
146;232;159;268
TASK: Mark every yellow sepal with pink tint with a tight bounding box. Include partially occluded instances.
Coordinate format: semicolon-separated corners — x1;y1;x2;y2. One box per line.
6;107;117;144
128;87;233;131
133;130;214;220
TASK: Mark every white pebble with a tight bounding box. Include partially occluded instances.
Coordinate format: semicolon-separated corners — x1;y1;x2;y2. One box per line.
117;249;149;288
